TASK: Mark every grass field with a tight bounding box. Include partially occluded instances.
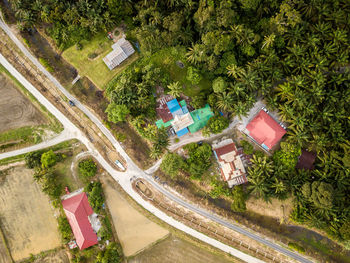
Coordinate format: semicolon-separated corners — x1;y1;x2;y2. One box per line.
101;176;169;257
128;235;236;263
146;46;212;98
0;166;60;261
62;32;139;88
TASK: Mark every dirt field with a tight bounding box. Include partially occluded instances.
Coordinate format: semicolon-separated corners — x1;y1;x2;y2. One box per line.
128;235;235;263
101;177;169;257
246;196;294;223
0;73;46;133
0;166;60;261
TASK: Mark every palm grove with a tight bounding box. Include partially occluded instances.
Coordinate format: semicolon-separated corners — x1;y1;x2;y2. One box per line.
9;0;350;246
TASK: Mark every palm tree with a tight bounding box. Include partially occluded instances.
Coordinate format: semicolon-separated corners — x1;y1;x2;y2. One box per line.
250;155;274;177
261;34;275;50
248;176;269;201
226;64;245;79
167;81;182;98
271;178;287;194
216;92;234;112
186;44;205;64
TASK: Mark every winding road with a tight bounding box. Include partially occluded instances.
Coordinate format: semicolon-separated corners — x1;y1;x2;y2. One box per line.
0;16;313;263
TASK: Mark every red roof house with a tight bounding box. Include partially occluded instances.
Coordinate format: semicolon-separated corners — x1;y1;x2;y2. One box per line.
213;139;247;187
246;110;286;150
62;192;98;250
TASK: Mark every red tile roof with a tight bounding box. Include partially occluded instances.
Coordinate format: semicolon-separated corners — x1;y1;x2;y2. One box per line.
246;110;286;149
62;192;98;250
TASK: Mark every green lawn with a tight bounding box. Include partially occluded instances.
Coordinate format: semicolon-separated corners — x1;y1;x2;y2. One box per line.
146;46;212;97
62;32;139;88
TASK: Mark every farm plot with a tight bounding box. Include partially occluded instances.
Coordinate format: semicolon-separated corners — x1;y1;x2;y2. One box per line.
0;73;46;133
0;166;60;261
128;235;235;263
101;177;169;257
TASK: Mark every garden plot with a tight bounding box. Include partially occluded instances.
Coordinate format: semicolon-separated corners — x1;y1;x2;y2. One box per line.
0;73;46;133
0;166;60;261
101;177;169;257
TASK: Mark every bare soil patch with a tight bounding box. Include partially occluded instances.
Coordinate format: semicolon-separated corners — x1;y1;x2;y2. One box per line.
0;166;60;261
246;196;294;223
128;235;235;263
30;249;70;263
0;73;47;133
101;176;169;257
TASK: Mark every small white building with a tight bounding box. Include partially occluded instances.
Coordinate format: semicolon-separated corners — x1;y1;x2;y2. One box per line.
103;38;135;70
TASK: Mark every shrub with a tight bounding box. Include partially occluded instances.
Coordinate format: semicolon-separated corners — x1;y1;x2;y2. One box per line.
288;242;305;253
75;42;83;50
186;66;202;84
160;153;185;178
231;185;247;212
78;159;97;178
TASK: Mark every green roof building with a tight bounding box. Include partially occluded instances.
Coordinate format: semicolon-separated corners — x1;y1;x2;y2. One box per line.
188;104;214;133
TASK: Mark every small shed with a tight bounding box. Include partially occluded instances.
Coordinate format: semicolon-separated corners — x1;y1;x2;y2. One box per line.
296;150;316;170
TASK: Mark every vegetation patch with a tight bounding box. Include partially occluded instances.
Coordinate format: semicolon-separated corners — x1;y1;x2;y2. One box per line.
62;32;139;88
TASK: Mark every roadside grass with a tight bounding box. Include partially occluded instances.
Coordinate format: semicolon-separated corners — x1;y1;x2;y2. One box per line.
0;126;42;149
62;32;139;88
145;46;212;98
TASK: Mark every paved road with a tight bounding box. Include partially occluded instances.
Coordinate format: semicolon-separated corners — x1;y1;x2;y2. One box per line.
0;128;74;160
0;17;313;263
0;54;264;263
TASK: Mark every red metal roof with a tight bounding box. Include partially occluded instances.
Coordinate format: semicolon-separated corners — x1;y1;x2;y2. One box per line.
156;95;174;123
62;192;98;250
246;110;286;149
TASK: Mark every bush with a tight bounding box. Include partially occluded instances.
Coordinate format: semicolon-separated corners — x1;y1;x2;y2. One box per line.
76;42;83;50
95;242;122;263
288;242;305;253
58;216;72;242
41;150;57;169
88;52;98;59
240;140;254;155
160;153;185;178
78;159;97;178
25;151;42;168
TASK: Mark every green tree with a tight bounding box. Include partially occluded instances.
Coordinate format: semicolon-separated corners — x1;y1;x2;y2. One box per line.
186;66;202;84
160;153;185;178
95;242;122;263
105;103;130;123
41;150;57;169
78;159;97;178
310;181;334;209
212;77;227;93
204;115;229;134
85;182;104;212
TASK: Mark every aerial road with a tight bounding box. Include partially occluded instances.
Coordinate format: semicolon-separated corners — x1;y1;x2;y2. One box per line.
0;15;313;263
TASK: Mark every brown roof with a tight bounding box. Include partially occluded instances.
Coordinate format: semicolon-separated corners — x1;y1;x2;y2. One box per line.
215;143;237;161
156;95;174;123
296;150;316;170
